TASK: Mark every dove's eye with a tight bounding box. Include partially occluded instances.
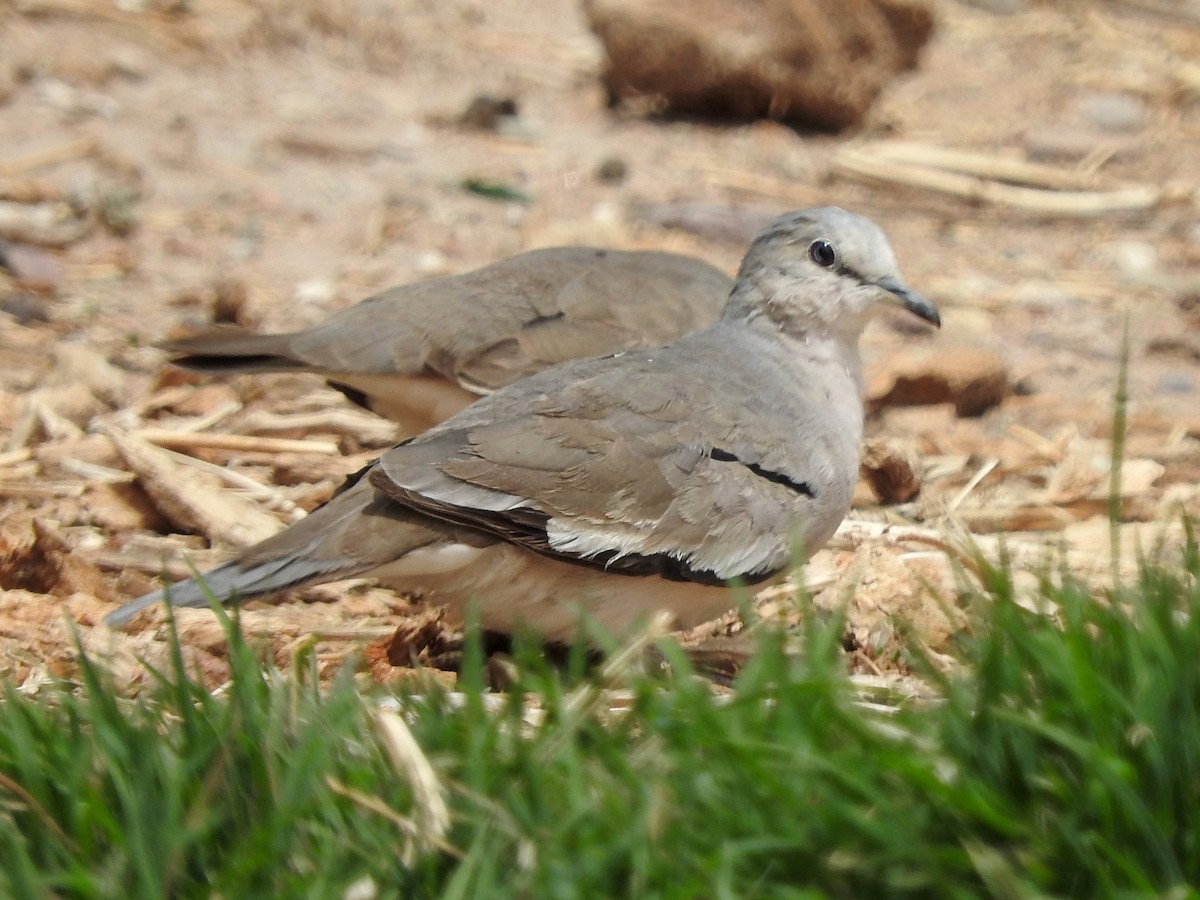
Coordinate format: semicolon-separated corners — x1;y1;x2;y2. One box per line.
809;240;837;268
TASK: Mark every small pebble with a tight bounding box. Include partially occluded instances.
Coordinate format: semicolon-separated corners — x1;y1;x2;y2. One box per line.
0;292;50;324
504;205;526;228
1076;92;1148;133
0;241;63;293
1175;291;1200;327
293;278;335;307
1023;124;1102;162
591;200;621;227
459;94;519;132
210;278;249;325
595;156;628;184
341;875;378;900
1158;372;1194;394
414;249;449;276
107;47;151;80
340;878;376;900
1093;240;1158;277
37;78;120;119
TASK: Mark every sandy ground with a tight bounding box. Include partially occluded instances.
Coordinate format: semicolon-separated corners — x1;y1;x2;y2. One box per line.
2;0;1200;689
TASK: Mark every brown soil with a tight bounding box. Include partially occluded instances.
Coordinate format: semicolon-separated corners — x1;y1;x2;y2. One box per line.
2;0;1199;691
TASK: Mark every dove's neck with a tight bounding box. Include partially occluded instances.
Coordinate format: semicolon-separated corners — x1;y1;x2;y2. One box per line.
722;277;869;381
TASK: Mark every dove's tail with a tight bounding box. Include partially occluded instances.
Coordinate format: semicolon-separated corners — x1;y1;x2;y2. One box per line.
103;472;445;628
159;326;306;374
101;554;341;626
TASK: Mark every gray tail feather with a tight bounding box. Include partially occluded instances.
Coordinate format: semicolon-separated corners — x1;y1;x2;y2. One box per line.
159;328;304;375
103;552;356;628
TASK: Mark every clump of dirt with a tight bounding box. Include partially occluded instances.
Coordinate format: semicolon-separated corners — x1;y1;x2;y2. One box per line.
584;0;934;128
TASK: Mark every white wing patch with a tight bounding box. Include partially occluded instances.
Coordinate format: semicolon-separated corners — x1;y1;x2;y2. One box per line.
371;542;488;579
544;517;787;579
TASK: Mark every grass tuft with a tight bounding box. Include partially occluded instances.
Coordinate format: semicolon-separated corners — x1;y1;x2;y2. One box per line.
3;541;1200;896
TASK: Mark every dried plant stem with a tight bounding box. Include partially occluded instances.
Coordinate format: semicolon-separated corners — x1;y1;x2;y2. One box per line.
137;429;340;456
834;144;1162;216
1109;316;1131;588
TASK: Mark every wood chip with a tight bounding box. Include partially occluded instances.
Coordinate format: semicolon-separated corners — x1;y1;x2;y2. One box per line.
275;130;384;160
0;480;85;498
57;457;138;484
155;446;306;521
0;200;89;246
104;427;284;547
236;408;397;445
0;136;98;178
0;448;33;467
136;429;340;456
0;241;64;293
81;481;166;532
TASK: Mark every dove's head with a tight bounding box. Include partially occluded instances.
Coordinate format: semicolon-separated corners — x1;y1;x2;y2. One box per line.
727;206;940;340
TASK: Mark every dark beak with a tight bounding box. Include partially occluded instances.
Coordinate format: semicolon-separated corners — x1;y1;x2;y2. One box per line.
876;277;941;328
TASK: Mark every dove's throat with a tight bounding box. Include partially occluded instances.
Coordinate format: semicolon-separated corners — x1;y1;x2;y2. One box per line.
722;295;868;403
723;274;874;349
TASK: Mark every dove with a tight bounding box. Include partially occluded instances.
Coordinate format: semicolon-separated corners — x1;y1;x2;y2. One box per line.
105;207;940;641
164;247;732;432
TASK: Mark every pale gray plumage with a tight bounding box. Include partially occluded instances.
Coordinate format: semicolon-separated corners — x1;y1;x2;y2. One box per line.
106;208;939;641
164;247;732;432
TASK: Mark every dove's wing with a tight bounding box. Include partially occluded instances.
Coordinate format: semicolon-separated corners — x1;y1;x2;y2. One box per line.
371;322;864;583
447;248;732;391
